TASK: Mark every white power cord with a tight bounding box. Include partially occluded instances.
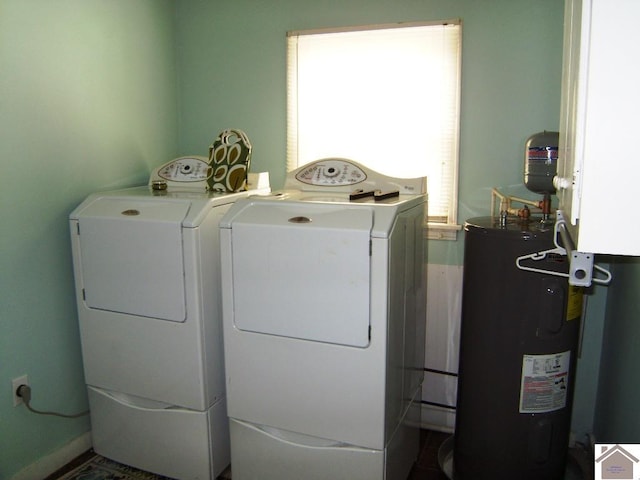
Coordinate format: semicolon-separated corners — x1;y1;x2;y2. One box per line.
16;384;89;419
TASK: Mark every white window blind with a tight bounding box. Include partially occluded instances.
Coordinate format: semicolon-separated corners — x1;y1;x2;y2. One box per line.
287;21;462;230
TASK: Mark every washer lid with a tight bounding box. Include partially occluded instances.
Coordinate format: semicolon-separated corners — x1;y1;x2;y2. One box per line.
229;203;372;347
76;197;189;322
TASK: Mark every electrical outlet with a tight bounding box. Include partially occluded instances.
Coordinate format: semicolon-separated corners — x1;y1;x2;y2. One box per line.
12;375;28;407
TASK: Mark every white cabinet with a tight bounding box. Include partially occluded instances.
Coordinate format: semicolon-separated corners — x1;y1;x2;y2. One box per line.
556;0;640;256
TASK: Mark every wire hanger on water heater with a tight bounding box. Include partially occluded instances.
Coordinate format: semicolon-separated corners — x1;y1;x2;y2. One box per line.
515;211;612;287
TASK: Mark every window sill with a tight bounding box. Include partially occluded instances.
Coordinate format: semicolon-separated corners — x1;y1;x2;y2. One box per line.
425;222;462;241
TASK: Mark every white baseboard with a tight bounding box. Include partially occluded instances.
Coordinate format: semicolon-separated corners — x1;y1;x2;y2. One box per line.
11;431;92;480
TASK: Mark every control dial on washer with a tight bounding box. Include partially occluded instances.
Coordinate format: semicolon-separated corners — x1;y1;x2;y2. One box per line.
295;159;367;186
324;166;340;178
158;157;211;182
149;156;212;191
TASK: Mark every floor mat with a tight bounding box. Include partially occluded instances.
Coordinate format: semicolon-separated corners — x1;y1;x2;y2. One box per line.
56;455;176;480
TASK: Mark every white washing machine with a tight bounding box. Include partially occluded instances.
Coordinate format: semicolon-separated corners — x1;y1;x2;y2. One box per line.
220;158;427;480
69;157;269;480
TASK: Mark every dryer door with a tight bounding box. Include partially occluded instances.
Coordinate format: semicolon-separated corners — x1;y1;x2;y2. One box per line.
230;203;372;347
77;197;189;322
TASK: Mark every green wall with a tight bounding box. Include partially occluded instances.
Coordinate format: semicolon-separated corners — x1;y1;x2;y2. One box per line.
0;1;178;478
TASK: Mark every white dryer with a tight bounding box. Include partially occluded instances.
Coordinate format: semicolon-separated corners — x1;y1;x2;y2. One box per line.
220;158;427;480
69;158;269;480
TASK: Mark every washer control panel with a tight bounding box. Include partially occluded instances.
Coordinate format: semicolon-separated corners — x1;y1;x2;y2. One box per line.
295;159;366;186
286;158;427;195
149;156;212;191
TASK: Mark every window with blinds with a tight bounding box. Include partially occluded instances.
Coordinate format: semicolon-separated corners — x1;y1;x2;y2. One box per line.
287;21;462;235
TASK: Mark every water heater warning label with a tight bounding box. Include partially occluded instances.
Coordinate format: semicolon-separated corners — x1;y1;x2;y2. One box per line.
519;351;570;414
